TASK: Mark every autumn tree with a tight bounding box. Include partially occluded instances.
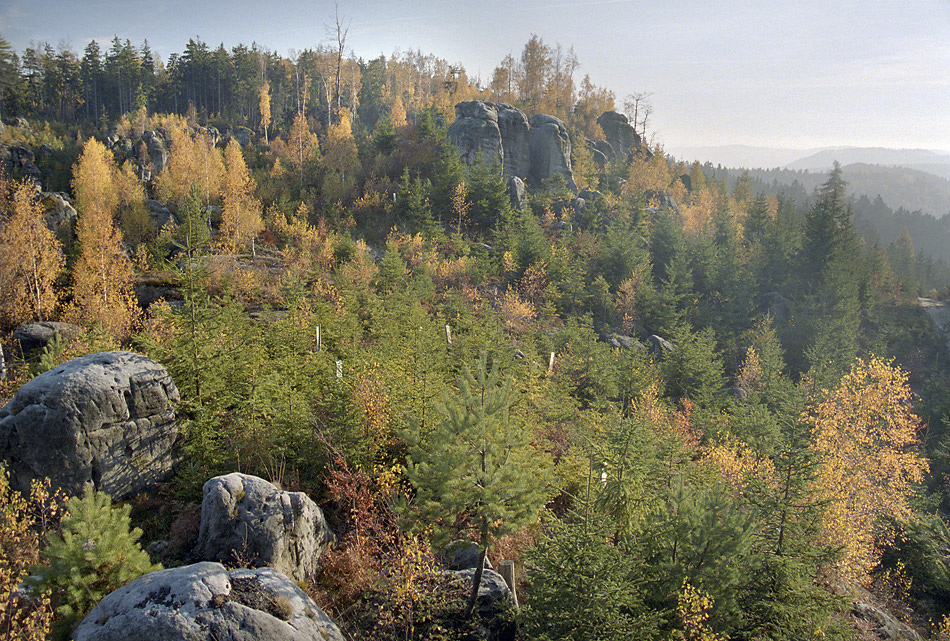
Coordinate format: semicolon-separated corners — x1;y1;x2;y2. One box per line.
70;138;139;339
154;127;198;203
259;80;271;144
287;111;319;191
220;139;263;255
808;357;928;580
322;109;360;201
0;181;64;328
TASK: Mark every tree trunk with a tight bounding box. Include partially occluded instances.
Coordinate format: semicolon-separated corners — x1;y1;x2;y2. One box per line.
465;517;490;618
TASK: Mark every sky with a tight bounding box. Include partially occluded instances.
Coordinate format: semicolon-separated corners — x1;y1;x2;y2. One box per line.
2;0;949;156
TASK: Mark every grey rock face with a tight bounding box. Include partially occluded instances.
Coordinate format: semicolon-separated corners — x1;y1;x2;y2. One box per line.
758;292;793;322
147;199;177;229
72;562;344;641
528;114;576;193
0;351;180;498
196;473;334;582
444;568;514;604
143;130;170;174
496;104;530;179
646;335;675;358
448;101;504;168
507;176;527;211
39;192;77;238
596;111;643;160
11;321;83;355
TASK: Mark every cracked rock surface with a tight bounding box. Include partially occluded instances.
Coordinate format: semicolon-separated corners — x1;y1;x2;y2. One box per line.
72;562;344;641
0;351;179;499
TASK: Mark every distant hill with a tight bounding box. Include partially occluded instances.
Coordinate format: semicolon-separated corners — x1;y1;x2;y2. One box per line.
786;147;950;176
668;145;806;169
672;146;950;218
669;145;950;182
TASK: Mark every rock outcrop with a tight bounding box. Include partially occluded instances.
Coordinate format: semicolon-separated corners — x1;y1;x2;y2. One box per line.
507;176;527;211
72;562;344;641
38;192;78;239
448;101;576;192
196;473;334;582
596;111;643;160
0;351;180;498
496;104;531;179
528;113;576;193
10;321;83;355
448;101;504;168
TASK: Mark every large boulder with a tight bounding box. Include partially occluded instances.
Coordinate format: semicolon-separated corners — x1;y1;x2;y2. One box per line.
448;101;504;168
0;351;180;498
10;321;83;356
496;103;530;179
528;114;576;193
72;562;344;641
442;568;518;640
196;473;334;582
596;111;643;160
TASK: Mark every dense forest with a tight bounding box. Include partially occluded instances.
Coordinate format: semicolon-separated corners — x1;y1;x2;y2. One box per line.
2;31;950;641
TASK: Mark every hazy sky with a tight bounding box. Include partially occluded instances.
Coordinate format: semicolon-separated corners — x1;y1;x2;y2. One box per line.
2;0;948;153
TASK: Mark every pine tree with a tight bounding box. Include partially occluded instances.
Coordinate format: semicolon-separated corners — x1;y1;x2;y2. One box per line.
30;488;158;638
0;181;64;328
70;138;139;340
403;352;550;616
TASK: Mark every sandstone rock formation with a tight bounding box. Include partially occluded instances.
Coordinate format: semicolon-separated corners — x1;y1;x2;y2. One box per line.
496;104;531;178
528;113;576;193
72;562;344;641
196;473;334;582
507;176;527;211
0;351;180;498
448;101;504;168
448;101;575;192
11;321;83;355
596;111;644;160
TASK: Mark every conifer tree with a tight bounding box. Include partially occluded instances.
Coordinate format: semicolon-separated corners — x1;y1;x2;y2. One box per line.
30;488;158;637
70;138;139;339
0;181;64;327
403;352;550;616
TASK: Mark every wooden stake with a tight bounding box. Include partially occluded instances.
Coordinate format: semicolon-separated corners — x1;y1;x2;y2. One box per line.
498;560;519;609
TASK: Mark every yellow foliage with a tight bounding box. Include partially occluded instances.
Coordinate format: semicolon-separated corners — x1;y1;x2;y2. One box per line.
807;357;928;581
0;181;64;327
0;466;63;641
498;286;536;333
674;580;726;641
704;436;775;495
70;138;140;339
220;140;264;254
625;146;673;195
